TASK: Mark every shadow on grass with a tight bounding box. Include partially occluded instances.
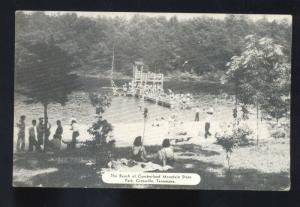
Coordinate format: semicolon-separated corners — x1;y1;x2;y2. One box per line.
168;158;289;190
176;144;221;157
13;145;289;190
30;162;100;188
227;168;290;191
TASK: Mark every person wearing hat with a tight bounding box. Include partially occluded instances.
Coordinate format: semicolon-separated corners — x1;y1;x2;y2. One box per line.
204;108;214;138
16;115;26;152
70;118;79;149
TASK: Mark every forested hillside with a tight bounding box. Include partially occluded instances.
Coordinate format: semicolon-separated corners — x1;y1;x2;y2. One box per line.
15;12;291;80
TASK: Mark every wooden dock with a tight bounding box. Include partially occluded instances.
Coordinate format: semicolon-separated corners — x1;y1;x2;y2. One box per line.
128;93;172;108
143;95;172;108
110;62;193;109
111;87;172;108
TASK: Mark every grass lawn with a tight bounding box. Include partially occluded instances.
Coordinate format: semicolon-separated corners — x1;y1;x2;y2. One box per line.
13;138;290;190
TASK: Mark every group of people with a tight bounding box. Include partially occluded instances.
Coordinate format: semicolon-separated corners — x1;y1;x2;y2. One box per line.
169;92;193;110
16;115;80;152
16;116;52;152
120;82;194;110
132;136;175;167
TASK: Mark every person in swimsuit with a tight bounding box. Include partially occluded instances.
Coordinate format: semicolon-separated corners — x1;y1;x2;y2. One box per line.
132;136;147;162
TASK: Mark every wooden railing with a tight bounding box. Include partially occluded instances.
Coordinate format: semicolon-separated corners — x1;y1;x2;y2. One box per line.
134;71;164;83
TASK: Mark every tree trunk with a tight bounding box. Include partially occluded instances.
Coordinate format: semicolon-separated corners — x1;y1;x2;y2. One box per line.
256;102;259;146
43;103;48;151
227;154;230;171
226;152;231;176
110;44;115;82
235;81;238;126
142;118;146;144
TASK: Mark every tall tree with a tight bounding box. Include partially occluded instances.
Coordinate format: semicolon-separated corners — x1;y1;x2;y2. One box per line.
16;36;80;150
226;35;290;144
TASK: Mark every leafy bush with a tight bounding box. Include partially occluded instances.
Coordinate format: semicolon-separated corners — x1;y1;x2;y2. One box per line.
87;119;113;145
216;135;237;173
270;123;288;139
216;123;253;173
234;124;253;146
269;120;289;139
86;93;115;165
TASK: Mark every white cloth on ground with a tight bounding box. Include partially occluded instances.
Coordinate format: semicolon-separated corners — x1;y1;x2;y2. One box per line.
103;159;173;172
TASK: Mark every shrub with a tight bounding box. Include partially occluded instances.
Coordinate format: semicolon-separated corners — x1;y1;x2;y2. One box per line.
216;123;253;173
269;120;289;139
234;124;254;146
216;129;238;173
86;93;115;166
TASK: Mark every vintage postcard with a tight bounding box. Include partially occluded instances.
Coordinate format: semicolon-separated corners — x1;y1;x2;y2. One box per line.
13;11;291;190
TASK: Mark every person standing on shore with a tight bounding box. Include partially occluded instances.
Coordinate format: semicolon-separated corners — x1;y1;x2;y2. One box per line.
37;117;44;148
28;119;42;152
204;108;214;139
70;118;80;149
49;120;63;151
16;115;26;152
44;118;51;150
53;120;63;140
194;106;200;122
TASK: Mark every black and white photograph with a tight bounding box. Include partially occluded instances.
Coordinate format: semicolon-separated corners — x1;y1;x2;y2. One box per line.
13;11;291;190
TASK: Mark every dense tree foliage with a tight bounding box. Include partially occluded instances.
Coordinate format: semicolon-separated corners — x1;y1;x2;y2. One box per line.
15;12;291;78
226;35;290;120
226;34;290;144
15;32;81;150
